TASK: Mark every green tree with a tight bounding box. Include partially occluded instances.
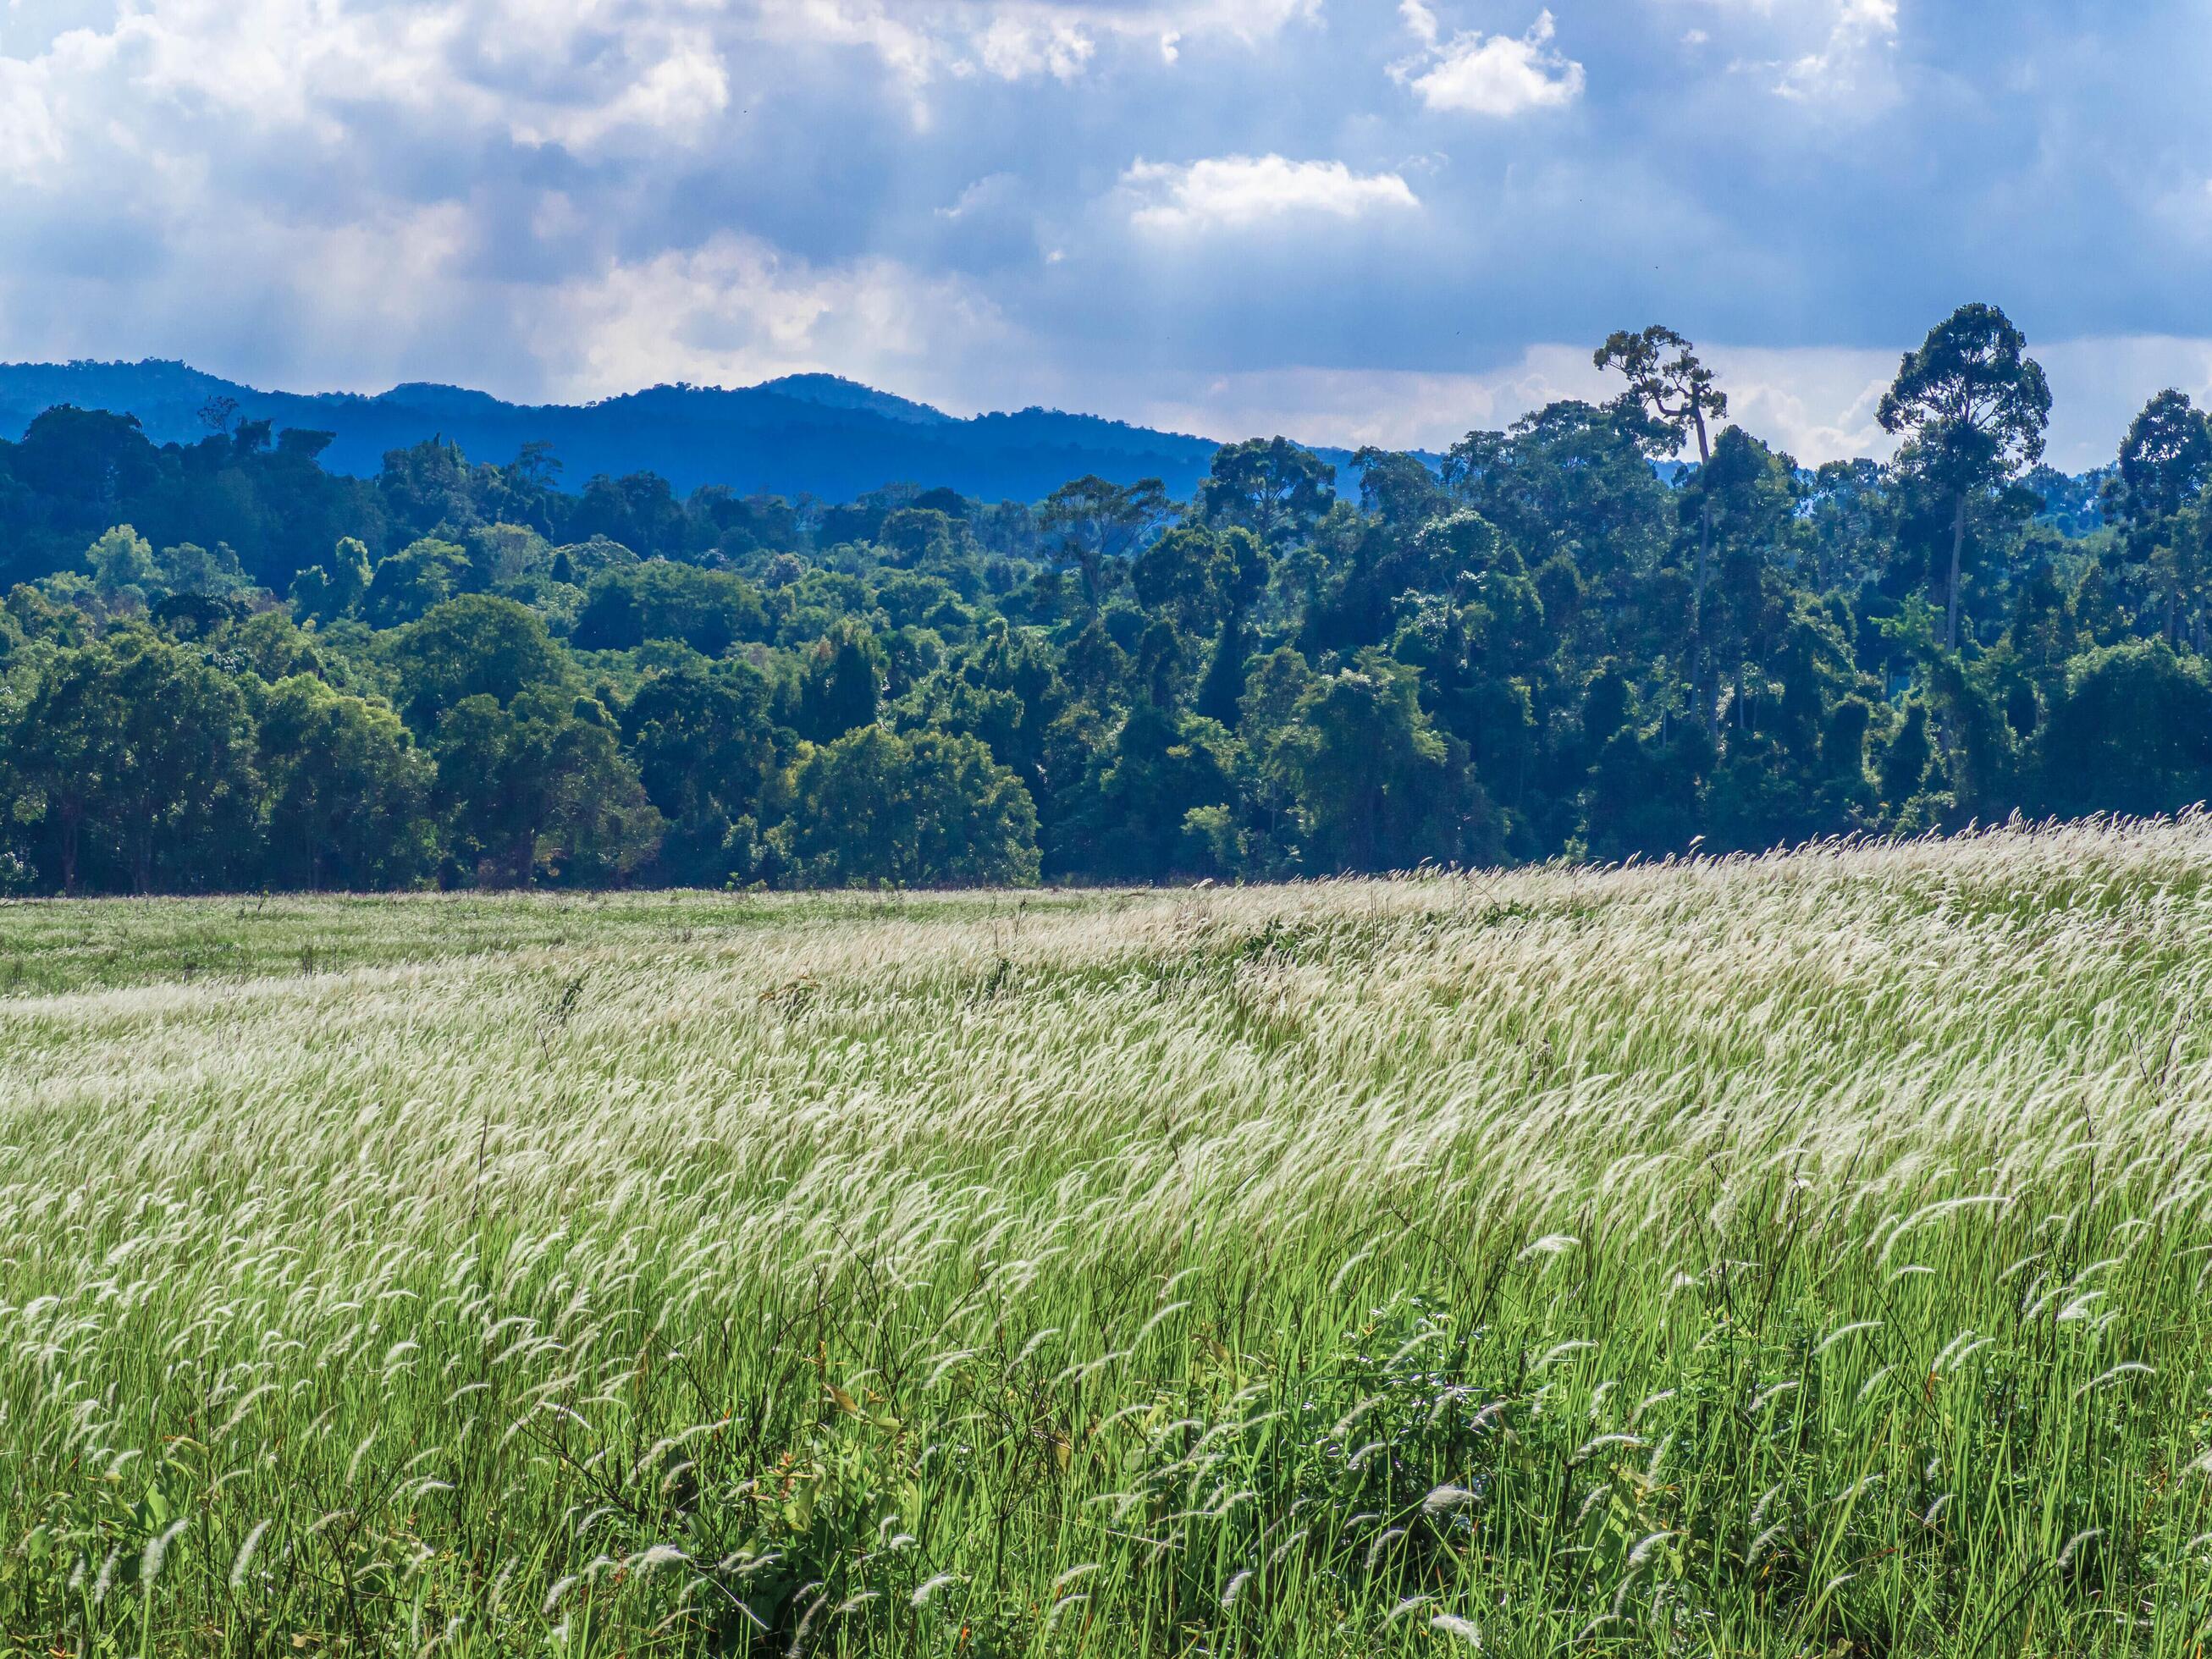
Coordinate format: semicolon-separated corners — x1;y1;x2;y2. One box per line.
1441;402;1672;627
1879;700;1934;809
255;675;436;890
433;688;664;886
1583;723;1709;861
773;725;1039;887
290;536;373;624
2105;390;2212;538
1878;304;2052;650
1680;426;1805;738
1353;447;1449;528
7;634;257;893
84;526;159;608
365;537;473;626
1038;477;1172;611
1197;438;1336;547
796;623;886;741
1053;701;1239;880
106;637;260;892
1282;661;1459;872
6;642;125;892
2035;642;2212;817
387;595;576;730
155;540;250;600
1595;325;1729;710
894;621;1065;802
1133;526;1227;630
2102;392;2212;640
620;659;786;885
571;562;769;654
877;506;963;567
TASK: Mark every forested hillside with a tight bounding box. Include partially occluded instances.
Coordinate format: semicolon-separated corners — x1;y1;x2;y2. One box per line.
1;303;2206;896
0;360;1238;500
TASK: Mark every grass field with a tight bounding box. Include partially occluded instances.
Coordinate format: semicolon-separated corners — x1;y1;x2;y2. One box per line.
9;820;2212;1656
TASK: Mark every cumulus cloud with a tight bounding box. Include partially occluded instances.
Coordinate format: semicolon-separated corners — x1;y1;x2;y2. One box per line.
2;0;2211;470
1397;9;1585;118
752;0;1315;91
1652;0;1900;102
508;34;733;154
548;233;1012;403
973;13;1096;80
1773;0;1899;102
1120;155;1420;232
0;56;69;184
0;0;751;172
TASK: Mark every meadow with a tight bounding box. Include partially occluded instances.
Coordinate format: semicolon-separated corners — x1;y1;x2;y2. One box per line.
8;821;2212;1655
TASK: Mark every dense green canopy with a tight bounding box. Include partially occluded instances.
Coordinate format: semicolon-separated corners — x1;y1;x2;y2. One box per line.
0;304;2204;895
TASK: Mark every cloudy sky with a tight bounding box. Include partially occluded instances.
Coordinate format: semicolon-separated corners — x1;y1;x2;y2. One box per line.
2;0;2207;466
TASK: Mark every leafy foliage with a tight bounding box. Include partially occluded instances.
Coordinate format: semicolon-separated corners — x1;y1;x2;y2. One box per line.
0;303;2207;894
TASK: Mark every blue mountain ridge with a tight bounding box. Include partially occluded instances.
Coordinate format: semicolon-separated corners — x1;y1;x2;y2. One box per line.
0;360;1386;504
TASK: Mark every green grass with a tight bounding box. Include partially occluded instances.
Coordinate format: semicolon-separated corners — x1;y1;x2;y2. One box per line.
7;821;2212;1655
0;887;1122;999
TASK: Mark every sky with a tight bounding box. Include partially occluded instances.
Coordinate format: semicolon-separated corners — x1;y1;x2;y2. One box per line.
2;0;2209;469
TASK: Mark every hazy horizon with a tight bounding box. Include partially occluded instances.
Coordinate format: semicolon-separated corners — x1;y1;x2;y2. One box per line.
13;337;2212;477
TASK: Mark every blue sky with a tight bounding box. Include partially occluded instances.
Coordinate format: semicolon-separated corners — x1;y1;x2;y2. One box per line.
1;0;2208;467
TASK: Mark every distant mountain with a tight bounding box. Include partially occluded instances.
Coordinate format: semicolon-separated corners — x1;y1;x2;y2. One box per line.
758;373;953;427
0;360;1371;504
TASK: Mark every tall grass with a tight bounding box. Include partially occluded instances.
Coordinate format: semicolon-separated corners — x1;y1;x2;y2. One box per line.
7;818;2212;1653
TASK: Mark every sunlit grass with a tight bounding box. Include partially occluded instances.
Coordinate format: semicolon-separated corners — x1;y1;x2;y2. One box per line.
8;819;2212;1654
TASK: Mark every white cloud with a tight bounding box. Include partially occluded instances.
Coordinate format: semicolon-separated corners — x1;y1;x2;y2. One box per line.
1117;360;1600;451
1774;0;1897;102
760;0;941;85
1121;154;1421;232
0;0;747;170
752;0;1315;93
1657;0;1900;102
1069;349;1883;463
0;56;68;183
509;34;732;153
0;0;2205;473
974;13;1095;80
549;232;1013;405
1398;9;1585;118
939;173;1018;219
1695;344;1897;460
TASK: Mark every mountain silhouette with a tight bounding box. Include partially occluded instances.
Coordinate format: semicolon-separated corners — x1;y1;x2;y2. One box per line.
0;360;1370;503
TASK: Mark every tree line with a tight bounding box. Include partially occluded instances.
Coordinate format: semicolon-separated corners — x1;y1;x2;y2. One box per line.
2;300;2209;896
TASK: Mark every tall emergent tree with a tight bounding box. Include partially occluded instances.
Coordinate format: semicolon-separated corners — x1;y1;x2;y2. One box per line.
1878;303;2051;651
1038;476;1172;611
1594;326;1729;729
2104;391;2212;639
2107;391;2212;539
1195;438;1336;548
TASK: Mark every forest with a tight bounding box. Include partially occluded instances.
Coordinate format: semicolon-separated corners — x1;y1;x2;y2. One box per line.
1;300;2205;896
